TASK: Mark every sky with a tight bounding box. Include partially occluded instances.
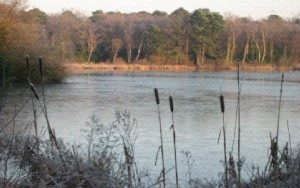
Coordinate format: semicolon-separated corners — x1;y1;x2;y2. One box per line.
27;0;300;19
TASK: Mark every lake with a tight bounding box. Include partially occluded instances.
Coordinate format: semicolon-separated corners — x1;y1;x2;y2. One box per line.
3;71;300;183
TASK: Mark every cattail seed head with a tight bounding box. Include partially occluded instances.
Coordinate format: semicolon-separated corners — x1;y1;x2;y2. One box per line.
38;56;43;76
30;82;39;100
154;88;160;105
169;95;174;112
219;95;225;113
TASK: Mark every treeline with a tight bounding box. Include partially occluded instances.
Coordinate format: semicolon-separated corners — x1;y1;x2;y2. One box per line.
0;0;64;83
1;0;300;69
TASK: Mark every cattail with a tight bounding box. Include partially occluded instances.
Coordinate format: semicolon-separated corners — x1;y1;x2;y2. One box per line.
219;95;225;113
30;82;39;100
169;95;174;112
280;74;284;93
154;88;160;105
154;86;165;187
220;94;228;187
25;55;30;75
38;56;43;76
169;93;179;188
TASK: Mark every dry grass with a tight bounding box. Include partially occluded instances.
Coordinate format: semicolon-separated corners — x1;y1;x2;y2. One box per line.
64;61;295;74
64;62;197;73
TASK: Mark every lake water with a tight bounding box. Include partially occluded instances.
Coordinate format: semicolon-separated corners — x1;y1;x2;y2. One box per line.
2;71;300;183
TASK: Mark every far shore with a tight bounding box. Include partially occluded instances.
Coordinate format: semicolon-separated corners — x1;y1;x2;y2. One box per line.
64;62;300;74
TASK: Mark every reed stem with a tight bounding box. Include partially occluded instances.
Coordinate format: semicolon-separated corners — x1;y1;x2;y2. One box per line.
169;94;179;188
27;56;67;172
220;95;228;187
275;74;284;187
154;88;166;187
275;74;284;145
237;64;241;187
25;56;38;139
32;102;38;138
223;122;228;186
39;57;51;139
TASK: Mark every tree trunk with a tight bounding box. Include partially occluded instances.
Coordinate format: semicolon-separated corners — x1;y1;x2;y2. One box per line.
127;43;132;63
291;47;294;61
178;52;183;64
201;47;205;64
242;34;250;64
225;37;231;64
112;47;119;63
196;49;201;67
185;39;189;62
88;44;95;62
42;27;47;43
112;36;121;63
270;37;274;64
253;35;261;63
261;30;266;63
230;33;236;63
135;37;143;63
283;39;287;59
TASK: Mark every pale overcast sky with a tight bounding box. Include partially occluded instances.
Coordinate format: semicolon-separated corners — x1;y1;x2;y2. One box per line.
28;0;300;19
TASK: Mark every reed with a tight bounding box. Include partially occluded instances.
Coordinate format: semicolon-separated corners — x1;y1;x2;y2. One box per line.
275;74;284;143
154;88;160;105
38;57;43;77
154;87;166;188
219;95;225;114
237;63;241;187
38;57;48;119
25;56;38;138
26;56;67;171
230;81;244;155
29;82;39;101
274;74;284;187
41;58;68;171
37;57;53;142
169;94;179;188
219;94;228;187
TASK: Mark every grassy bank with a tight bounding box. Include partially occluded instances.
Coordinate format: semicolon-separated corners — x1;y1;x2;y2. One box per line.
64;61;298;74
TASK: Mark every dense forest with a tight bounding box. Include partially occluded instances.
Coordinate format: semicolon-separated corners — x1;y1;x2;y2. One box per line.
1;0;300;71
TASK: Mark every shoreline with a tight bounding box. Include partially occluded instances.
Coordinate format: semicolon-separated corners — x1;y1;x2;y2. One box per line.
64;62;299;74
